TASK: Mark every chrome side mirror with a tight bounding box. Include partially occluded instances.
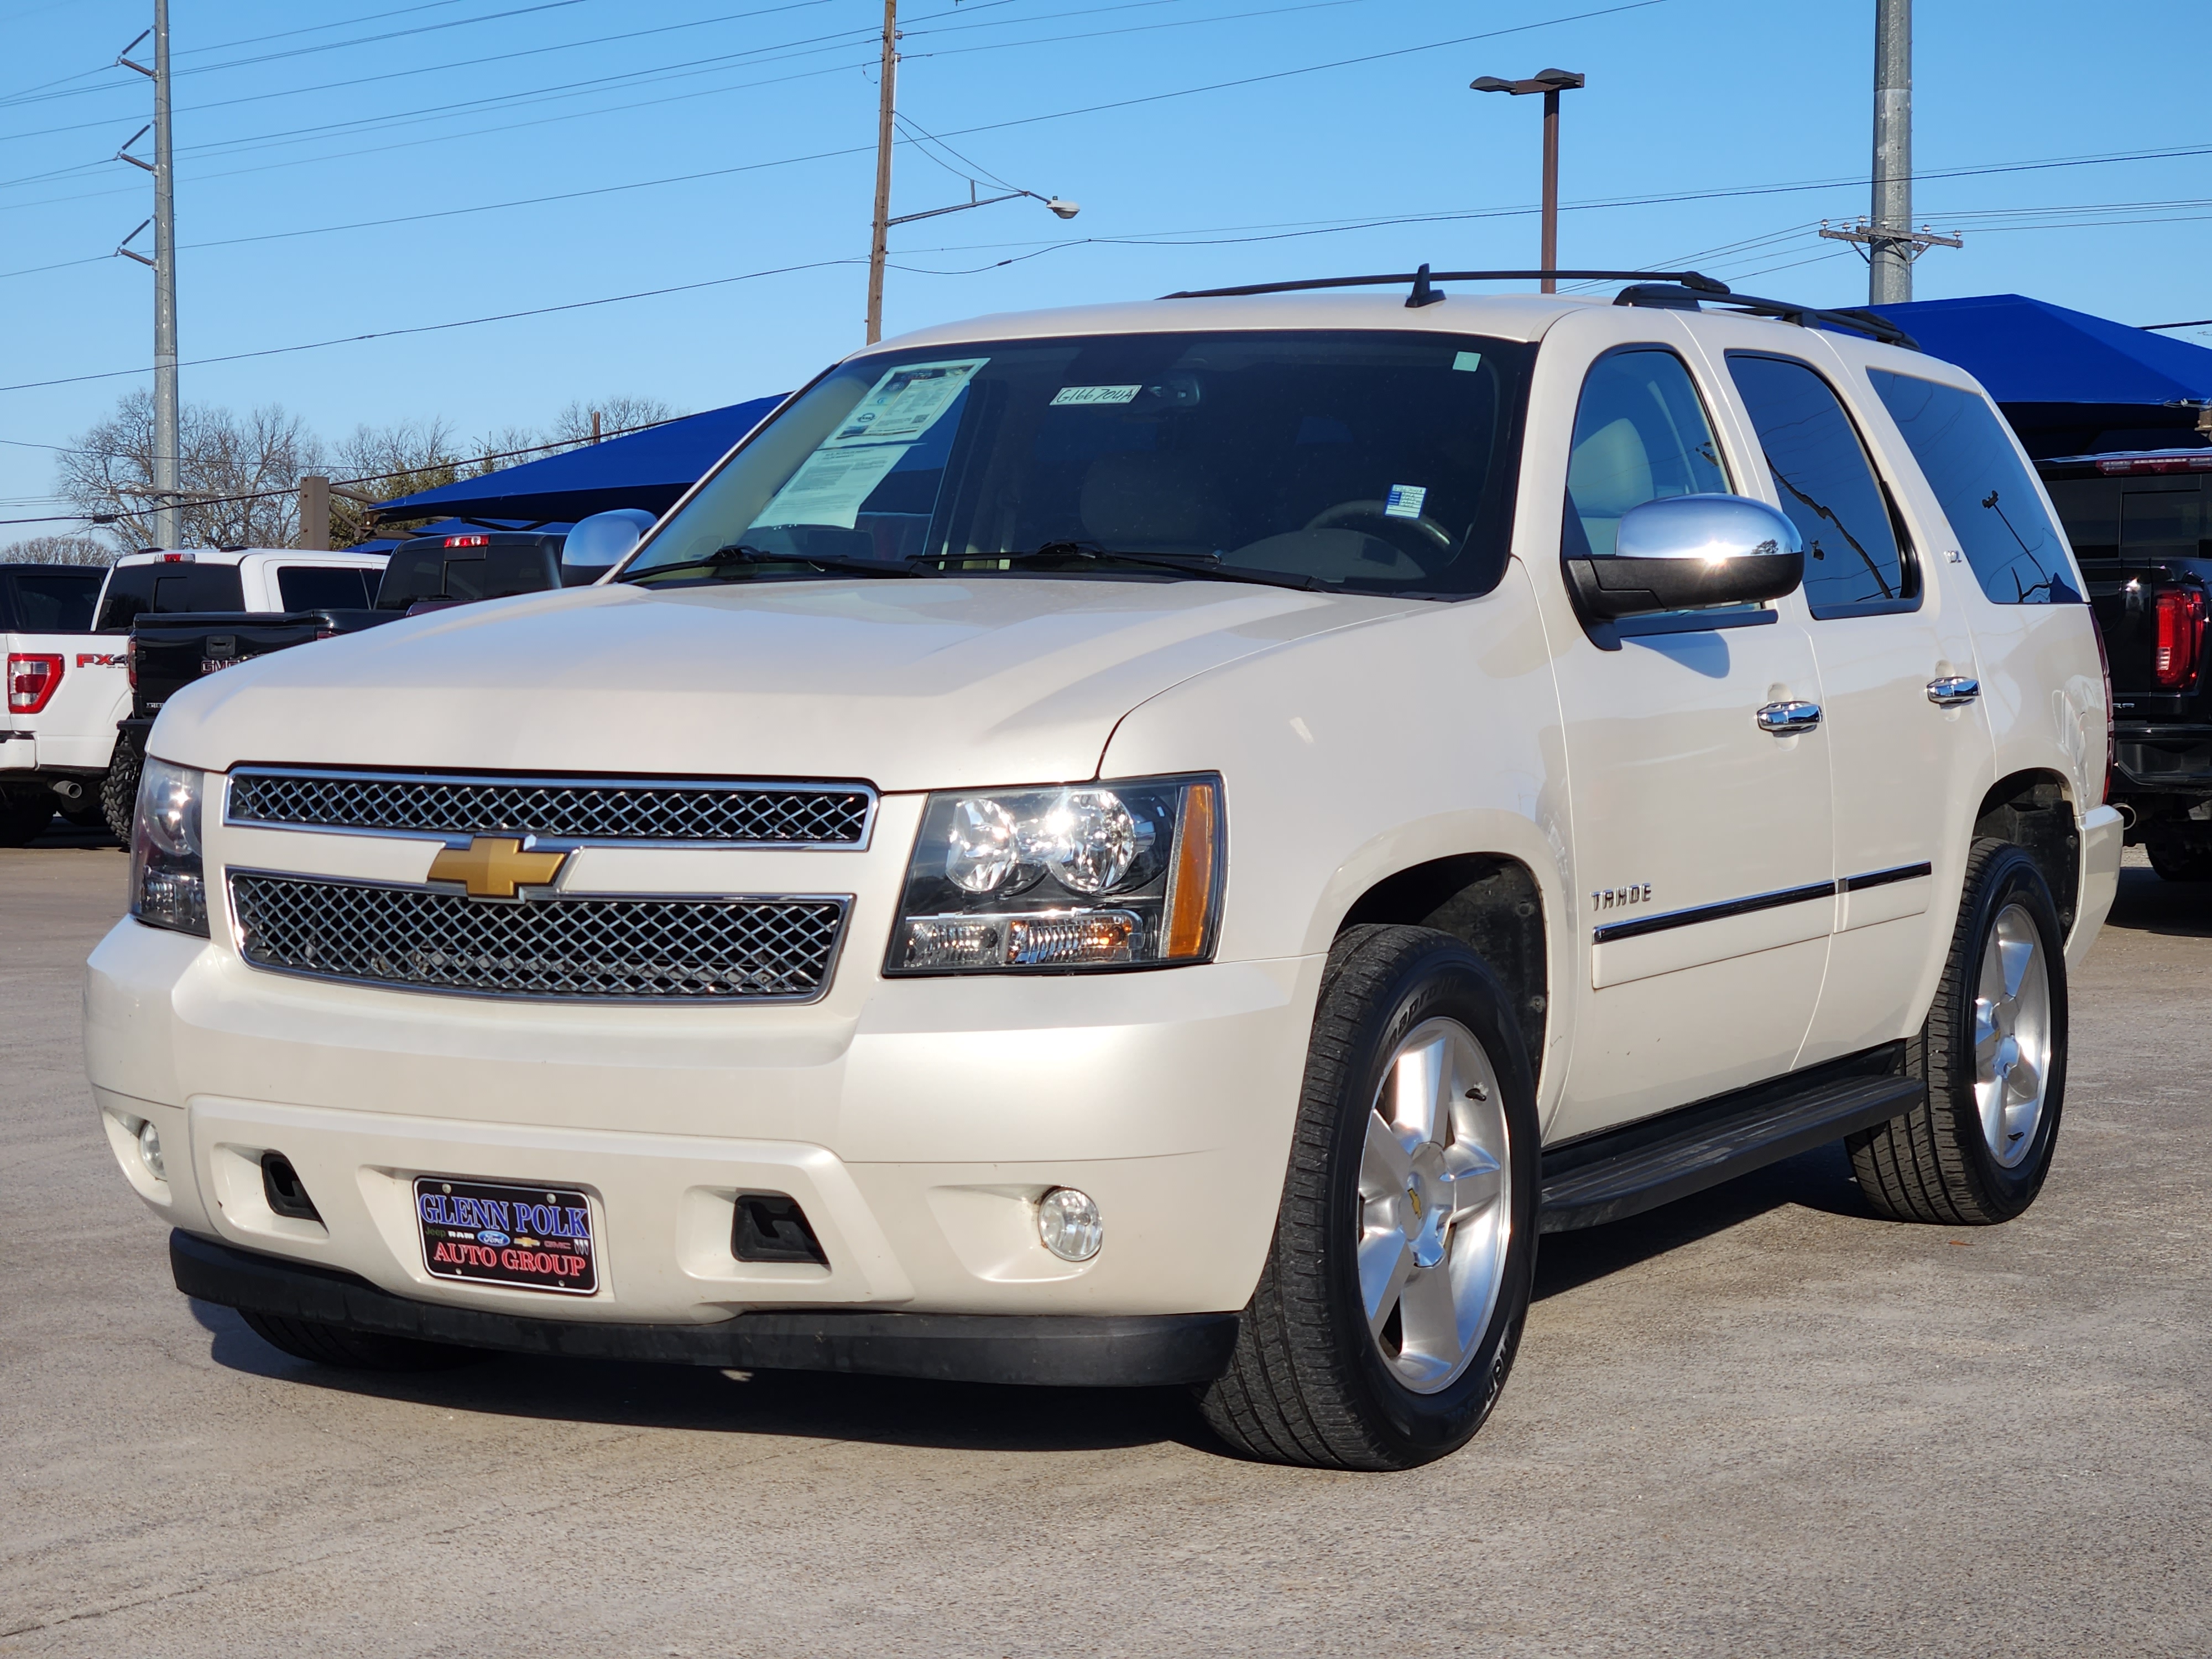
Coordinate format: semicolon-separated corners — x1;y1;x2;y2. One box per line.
1565;493;1804;620
560;508;659;584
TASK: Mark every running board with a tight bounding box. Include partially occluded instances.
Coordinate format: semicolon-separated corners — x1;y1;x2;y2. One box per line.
1538;1047;1924;1233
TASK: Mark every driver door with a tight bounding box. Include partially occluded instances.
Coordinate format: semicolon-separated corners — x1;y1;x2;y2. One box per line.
1528;310;1835;1141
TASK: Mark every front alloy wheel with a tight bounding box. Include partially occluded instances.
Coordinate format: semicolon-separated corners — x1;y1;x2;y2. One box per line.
1200;924;1538;1470
1358;1017;1512;1392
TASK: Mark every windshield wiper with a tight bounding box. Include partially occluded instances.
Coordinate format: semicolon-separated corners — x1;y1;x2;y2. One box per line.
922;541;1324;593
625;542;926;582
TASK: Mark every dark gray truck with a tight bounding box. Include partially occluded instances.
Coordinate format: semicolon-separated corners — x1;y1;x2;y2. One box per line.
2039;449;2212;879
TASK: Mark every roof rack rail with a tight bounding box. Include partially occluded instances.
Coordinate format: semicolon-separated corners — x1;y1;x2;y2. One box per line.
1614;283;1919;351
1160;265;1730;302
1158;264;1920;351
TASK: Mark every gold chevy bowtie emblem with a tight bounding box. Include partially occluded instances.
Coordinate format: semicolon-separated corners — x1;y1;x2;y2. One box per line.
426;836;567;899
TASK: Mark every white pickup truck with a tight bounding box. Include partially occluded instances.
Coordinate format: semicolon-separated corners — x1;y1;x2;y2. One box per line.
2;561;114;839
88;274;2121;1470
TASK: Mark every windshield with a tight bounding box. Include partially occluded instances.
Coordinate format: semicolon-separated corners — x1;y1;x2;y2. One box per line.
620;330;1534;598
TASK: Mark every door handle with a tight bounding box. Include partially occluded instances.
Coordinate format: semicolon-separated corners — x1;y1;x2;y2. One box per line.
1756;700;1822;735
1927;675;1980;707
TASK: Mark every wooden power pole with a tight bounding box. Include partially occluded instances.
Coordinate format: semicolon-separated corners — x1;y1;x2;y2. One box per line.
865;0;899;345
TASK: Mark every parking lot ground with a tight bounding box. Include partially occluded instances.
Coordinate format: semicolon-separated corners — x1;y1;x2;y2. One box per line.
3;831;2208;1657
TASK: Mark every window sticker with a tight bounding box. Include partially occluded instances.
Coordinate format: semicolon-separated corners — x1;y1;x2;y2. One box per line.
1384;484;1429;519
755;446;909;530
1050;384;1144;406
827;358;989;448
1452;351;1484;373
758;357;987;529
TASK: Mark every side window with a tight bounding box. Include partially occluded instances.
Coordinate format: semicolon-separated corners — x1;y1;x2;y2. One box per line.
1867;370;2081;604
276;565;375;610
1563;348;1728;559
1727;353;1912;618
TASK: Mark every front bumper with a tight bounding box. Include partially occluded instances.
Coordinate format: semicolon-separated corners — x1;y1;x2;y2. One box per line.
90;908;1322;1332
172;1231;1240;1385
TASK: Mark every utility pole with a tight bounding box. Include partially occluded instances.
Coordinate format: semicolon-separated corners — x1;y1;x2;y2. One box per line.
116;2;179;547
1469;69;1584;294
864;0;898;345
1869;0;1911;305
1817;0;1959;304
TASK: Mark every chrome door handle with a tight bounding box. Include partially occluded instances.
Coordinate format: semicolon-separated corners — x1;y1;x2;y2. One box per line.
1927;675;1980;707
1757;700;1822;735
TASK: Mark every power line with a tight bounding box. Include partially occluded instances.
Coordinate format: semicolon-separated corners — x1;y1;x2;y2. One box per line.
0;256;864;394
4;0;1666;260
0;0;599;113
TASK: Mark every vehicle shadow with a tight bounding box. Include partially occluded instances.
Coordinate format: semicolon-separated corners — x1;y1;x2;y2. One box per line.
1533;1138;1872;1302
2098;865;2212;940
28;815;119;850
190;1298;1215;1454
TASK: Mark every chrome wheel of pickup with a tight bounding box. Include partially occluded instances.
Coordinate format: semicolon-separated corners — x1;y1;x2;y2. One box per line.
1975;901;2051;1169
1358;1017;1511;1392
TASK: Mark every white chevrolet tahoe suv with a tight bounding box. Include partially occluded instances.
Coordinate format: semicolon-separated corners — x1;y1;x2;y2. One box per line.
88;274;2122;1470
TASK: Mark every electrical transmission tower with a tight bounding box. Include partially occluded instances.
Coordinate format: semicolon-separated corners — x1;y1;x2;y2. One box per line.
113;0;179;548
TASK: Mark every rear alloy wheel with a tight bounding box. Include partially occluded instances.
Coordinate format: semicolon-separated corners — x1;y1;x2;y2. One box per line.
1848;839;2067;1225
238;1310;487;1373
1199;924;1538;1470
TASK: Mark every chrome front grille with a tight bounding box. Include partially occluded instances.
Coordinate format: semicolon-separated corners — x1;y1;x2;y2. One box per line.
228;873;848;1001
226;768;873;847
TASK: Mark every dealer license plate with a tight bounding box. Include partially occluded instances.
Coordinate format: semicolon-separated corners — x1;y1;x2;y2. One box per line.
414;1176;598;1295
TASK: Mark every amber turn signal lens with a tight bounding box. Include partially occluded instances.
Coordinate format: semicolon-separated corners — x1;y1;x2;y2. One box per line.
1163;780;1219;960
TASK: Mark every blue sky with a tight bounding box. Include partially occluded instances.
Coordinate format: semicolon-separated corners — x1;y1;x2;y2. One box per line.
2;0;2208;525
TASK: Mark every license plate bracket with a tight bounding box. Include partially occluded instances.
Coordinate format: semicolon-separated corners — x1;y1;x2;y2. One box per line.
414;1176;598;1295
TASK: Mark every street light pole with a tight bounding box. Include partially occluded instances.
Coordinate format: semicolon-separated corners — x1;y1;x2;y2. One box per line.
865;0;898;346
1471;68;1584;294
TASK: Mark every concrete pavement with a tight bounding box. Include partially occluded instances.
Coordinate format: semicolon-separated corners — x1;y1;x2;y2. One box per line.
4;832;2207;1656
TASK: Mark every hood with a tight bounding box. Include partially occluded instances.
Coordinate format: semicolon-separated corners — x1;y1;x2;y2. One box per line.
151;576;1419;789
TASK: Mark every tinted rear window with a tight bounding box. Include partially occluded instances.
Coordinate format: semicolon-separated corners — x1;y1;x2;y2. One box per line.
276;565;377;610
3;570;102;632
96;561;247;628
376;544;557;609
1869;371;2080;604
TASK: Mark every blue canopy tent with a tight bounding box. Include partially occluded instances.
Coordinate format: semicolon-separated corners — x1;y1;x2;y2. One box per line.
1869;294;2212;457
370;394;786;529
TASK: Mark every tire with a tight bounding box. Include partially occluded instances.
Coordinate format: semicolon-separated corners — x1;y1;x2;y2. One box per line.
0;786;56;847
102;738;143;846
1848;838;2067;1225
237;1308;488;1373
2147;841;2212;883
1198;924;1540;1470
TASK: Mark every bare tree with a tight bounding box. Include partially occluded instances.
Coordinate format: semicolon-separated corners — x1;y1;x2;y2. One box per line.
328;417;463;548
0;534;113;566
56;391;325;551
549;395;680;450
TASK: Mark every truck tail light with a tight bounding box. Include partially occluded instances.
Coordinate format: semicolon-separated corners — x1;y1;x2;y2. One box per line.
126;635;139;691
2152;585;2206;692
6;652;62;714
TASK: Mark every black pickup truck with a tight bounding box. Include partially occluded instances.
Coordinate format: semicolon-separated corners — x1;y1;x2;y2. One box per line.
105;530;576;838
2038;448;2212;879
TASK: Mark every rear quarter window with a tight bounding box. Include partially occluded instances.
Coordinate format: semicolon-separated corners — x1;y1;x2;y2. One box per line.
276;565;377;610
1868;371;2080;604
2;571;102;632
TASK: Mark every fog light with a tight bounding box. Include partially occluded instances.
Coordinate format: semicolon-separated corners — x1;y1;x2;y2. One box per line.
137;1120;165;1182
1037;1187;1102;1262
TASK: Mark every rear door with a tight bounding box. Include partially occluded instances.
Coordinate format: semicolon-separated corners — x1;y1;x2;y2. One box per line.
1866;368;2104;935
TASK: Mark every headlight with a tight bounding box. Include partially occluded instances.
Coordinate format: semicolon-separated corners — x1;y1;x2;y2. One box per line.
887;775;1222;973
131;757;208;937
